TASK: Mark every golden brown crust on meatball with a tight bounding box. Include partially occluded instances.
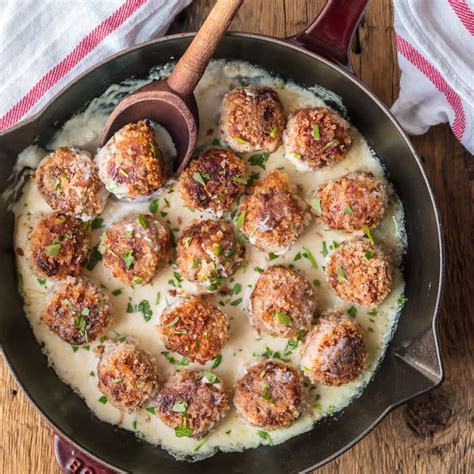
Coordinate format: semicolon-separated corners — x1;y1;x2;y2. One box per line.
220;87;286;153
326;239;392;307
250;265;317;338
96;341;159;412
41;276;112;345
28;212;90;280
35;147;108;220
315;172;388;232
179;147;247;213
154;369;229;439
284;107;352;170
176;219;245;290
97;120;167;200
101;213;169;285
301;310;367;386
239;170;312;253
234;360;304;430
159;295;230;364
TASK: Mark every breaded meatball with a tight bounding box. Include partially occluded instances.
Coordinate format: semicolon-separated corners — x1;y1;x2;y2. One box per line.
301;310;367;386
35;147;108;220
284;107;352;171
96;341;159;412
249;265;317;338
159;295;230;364
239;170;311;253
234;360;304;430
179;147;247;213
220;87;286;153
155;369;229;439
326;239;392;307
315;172;388;232
28;212;90;280
97;120;167;201
176;219;244;290
41;276;111;345
100;213;169;286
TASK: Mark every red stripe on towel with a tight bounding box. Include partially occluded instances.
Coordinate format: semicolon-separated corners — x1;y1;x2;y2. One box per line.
0;0;147;131
448;0;474;36
396;34;466;141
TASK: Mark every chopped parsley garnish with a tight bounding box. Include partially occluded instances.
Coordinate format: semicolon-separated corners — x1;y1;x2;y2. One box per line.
327;405;336;416
194;438;207;452
232;176;249;184
145;406;156;414
127;299;153;321
321;241;329;258
337;265;348;283
46;243;61;256
225;430;232;435
98;395;108;404
137;214;148;228
91;217;104;229
193;171;209;186
234;136;249;145
150;142;158;156
161;351;189;366
122;249;134;269
274;311;292;326
89;371;95;377
182;236;193;248
211;137;221;146
261;383;272;401
230;298;242;306
167;316;180;328
268;252;278;261
254;267;264;273
303;247;318;269
232;283;242;295
203;371;220;384
312;124;320;140
311;197;322;215
149;198;159;214
397;296;408;308
347;306;357;318
257;430;272;442
132;276;143;286
172;401;188;413
112;378;123;384
86;245;103;271
235;211;246;230
270;127;278;138
365;250;374;260
73;315;88;341
175;427;194;438
321;139;339;150
293;252;302;261
248;152;270;169
368;309;378;316
112;289;122;296
212;354;222;369
313;279;321;286
343;206;353;215
363;226;375;246
37;278;47;287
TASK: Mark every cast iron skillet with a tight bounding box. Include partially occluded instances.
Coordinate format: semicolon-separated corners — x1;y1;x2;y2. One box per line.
0;0;444;472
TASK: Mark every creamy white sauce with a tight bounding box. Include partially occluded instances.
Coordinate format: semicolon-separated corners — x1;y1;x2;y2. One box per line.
11;60;406;461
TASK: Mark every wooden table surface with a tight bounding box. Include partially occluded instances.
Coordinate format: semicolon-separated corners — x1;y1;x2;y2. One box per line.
1;1;472;472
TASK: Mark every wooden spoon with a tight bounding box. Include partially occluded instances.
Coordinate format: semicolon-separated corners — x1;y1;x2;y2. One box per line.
99;0;244;176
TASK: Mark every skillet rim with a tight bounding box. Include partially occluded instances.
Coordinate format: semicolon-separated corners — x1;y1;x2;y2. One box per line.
0;31;445;473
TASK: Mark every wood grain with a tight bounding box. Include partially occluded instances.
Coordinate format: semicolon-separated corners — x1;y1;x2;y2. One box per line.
1;1;472;473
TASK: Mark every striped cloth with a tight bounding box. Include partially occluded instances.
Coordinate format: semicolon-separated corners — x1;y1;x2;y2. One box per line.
0;0;191;132
391;0;474;153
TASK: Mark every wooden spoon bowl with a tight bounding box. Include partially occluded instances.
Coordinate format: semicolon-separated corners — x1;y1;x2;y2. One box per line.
99;0;243;176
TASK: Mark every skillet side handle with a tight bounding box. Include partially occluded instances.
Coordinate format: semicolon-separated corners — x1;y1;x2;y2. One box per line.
288;0;369;72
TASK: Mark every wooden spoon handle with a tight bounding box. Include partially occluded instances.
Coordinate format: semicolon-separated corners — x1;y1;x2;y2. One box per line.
167;0;244;97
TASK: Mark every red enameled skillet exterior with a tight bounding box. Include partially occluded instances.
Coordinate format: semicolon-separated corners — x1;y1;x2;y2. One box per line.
0;1;444;472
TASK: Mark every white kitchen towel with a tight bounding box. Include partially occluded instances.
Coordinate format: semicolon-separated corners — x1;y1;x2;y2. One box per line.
0;0;191;132
391;0;474;153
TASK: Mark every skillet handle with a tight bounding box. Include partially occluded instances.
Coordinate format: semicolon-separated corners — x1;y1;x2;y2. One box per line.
54;433;117;474
288;0;369;72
